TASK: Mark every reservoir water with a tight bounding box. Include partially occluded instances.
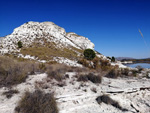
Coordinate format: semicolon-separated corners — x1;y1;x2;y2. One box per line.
125;63;150;69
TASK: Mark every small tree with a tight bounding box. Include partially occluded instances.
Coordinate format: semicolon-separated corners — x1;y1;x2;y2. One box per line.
18;41;23;48
84;49;96;60
111;56;115;62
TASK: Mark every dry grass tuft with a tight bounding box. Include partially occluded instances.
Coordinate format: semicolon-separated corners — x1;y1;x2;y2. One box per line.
20;41;83;61
77;73;102;83
3;89;19;99
91;87;97;93
121;68;130;76
96;95;128;111
0;55;41;87
46;64;69;81
15;90;58;113
105;67;121;78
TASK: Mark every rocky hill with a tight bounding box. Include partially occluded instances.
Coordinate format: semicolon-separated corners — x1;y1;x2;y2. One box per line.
0;21;96;65
0;21;94;53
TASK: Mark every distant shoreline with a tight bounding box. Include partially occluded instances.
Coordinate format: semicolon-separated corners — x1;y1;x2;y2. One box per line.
120;59;150;64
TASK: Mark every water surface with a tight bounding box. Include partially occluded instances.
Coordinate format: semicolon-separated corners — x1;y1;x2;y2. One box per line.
125;63;150;69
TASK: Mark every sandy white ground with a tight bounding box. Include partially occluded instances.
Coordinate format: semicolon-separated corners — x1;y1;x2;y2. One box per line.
0;73;47;113
0;71;150;113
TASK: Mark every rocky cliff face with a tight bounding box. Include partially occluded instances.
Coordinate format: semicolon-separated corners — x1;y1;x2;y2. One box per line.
0;21;94;54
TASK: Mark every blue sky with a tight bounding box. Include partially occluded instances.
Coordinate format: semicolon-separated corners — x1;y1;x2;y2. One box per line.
0;0;150;58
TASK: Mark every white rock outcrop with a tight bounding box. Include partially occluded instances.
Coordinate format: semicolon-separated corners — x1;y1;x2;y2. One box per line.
0;21;95;54
66;32;94;50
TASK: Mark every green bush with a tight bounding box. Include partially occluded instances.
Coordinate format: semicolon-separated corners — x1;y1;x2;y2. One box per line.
111;56;115;62
84;49;96;60
18;41;23;48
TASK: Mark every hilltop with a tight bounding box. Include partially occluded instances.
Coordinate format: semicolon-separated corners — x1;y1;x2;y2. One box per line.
0;21;98;66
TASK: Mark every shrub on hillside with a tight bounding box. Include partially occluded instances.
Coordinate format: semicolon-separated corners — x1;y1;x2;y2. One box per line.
78;57;112;72
0;56;40;87
84;49;96;60
111;56;115;62
78;58;91;68
121;68;130;76
92;57;101;69
17;41;23;48
15;90;58;113
99;58;111;71
105;67;121;78
100;59;110;67
46;64;69;81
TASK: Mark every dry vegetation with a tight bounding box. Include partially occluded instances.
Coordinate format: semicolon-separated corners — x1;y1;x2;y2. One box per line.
78;57;111;71
2;89;19;99
0;55;44;87
77;73;102;83
15;90;58;113
96;94;128;111
78;56;139;79
20;41;83;61
46;64;70;81
105;66;121;78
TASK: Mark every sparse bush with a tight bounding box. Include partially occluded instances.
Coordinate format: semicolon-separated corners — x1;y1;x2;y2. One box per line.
86;73;102;83
77;74;88;82
78;58;91;68
99;58;111;71
136;65;143;72
78;57;112;72
46;64;69;81
121;68;138;77
92;57;101;69
0;56;40;87
17;41;23;48
91;87;97;93
131;70;138;77
100;59;110;67
96;95;128;111
39;63;47;72
105;67;121;78
84;49;96;60
121;68;130;76
78;73;102;83
15;90;58;113
3;89;19;99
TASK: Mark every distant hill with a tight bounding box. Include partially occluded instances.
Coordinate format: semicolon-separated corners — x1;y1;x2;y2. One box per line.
116;57;135;61
117;57;150;63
